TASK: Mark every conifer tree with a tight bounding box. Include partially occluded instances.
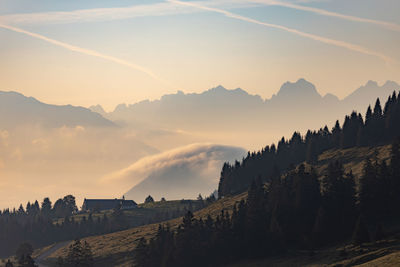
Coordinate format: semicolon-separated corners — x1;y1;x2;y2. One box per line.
41;198;52;216
17;205;25;215
389;138;400;214
245;178;267;257
65;239;83;267
16;243;33;264
352;216;370;245
358;158;378;222
81;241;94;267
134;238;149;267
145;195;155;203
5;259;14;267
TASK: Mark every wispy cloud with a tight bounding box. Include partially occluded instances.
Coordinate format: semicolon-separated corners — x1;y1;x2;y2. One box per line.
0;23;176;89
102;143;246;201
249;0;400;32
169;0;393;63
0;2;185;25
0;1;256;25
103;143;245;185
0;0;397;35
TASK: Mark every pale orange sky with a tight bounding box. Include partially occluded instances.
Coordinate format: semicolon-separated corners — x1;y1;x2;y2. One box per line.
0;0;399;110
0;0;400;208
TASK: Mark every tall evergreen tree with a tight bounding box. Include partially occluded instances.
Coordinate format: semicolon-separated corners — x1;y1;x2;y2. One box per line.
41;198;52;216
352;216;370;245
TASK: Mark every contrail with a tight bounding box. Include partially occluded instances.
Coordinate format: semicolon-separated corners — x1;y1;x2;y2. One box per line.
249;0;400;32
1;0;397;33
0;23;176;89
168;0;393;63
0;1;255;25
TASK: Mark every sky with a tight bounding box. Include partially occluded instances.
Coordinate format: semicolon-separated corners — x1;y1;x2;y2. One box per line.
0;0;400;209
0;0;399;111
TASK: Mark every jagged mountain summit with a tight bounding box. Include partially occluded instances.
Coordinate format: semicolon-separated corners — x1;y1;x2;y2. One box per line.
270;78;323;102
343;80;400;111
91;79;399;142
95;79;398;117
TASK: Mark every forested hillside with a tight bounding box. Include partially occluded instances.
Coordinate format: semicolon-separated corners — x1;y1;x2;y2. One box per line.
135;90;400;267
0;195;209;258
219;91;400;197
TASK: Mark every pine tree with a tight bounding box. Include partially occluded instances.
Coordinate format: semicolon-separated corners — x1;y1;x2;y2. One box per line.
366;105;372;124
65;239;83;267
245;178;267;257
81;241;94;267
56;256;64;267
358;158;378;222
134;238;148;267
25;202;31;216
17;205;25;215
16;243;33;264
145;195;155;203
331;120;342;147
19;255;37;267
62;195;78;215
389;138;400;215
352;216;370;245
373;98;383;117
41;198;52;217
373;223;385;242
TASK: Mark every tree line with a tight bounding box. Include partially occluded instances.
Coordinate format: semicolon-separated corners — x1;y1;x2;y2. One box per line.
219;91;400;197
0;194;215;257
135;139;400;266
0;195;80;257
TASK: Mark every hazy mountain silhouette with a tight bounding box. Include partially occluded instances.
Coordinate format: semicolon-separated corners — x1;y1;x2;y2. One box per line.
343;80;399;112
119;143;247;202
269;78;324;103
93;79;398;147
89;104;107;117
102;85;264;131
0;91;115;128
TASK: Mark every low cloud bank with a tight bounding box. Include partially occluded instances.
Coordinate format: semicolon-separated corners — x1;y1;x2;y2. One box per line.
103;143;247;203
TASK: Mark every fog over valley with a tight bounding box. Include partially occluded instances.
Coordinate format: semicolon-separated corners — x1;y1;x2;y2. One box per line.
0;78;398;208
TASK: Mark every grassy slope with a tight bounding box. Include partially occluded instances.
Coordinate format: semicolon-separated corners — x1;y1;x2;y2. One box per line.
314;144;391;178
42;145;394;266
44;192;248;267
228;236;400;267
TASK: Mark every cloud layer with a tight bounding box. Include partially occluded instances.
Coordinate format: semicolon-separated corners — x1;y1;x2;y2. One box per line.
103;143;246;202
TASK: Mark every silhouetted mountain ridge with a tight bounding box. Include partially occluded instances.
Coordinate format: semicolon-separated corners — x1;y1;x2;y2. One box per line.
0;91;115;128
343;80;399;111
270;78;322;101
95;79;399;137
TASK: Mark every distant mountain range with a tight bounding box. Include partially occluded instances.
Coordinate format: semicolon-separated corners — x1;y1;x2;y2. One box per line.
0;91;115;128
343;80;399;109
90;79;399;143
2;79;396;132
0;79;398;206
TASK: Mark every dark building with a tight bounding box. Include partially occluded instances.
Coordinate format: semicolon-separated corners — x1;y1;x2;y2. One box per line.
82;197;137;212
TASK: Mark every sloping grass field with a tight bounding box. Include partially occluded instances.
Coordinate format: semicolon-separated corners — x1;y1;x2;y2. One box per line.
39;145;397;266
43;192;248;266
